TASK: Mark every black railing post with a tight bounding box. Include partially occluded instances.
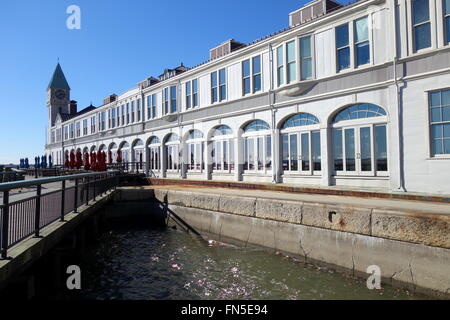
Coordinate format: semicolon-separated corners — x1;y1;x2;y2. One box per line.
74;178;78;213
34;185;41;237
60;180;66;222
86;177;89;206
93;176;97;201
1;191;10;259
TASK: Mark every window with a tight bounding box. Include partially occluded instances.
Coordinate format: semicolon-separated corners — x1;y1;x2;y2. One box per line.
137;99;141;122
277;46;284;86
219;69;227;101
163;88;169;115
108;109;112;128
186;81;191;109
131;101;135;123
116;106;120;126
148;94;158;119
242;120;272;172
242;56;262;95
300;36;312;80
170;85;177;113
332;103;388;175
165;133;179;171
148;137;161;171
186;130;204;172
354;17;370;66
126;103;130;124
121;105;125;125
412;0;431;51
281;113;321;174
211;69;226;103
336;23;350;71
147;95;152;119
83;119;88;135
70;123;74;139
211;71;218;103
211;125;235;172
192;79;198;107
111;110;115;128
152;94;157;118
286;41;297;83
100;112;105;131
64;126;68;140
445;0;450;44
242;60;251;95
90;116;96;133
51;130;55;143
185;80;199;109
429;89;450;155
76;122;80;137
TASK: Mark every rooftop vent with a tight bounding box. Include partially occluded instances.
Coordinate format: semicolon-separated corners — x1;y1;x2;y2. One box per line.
289;0;343;27
138;77;160;90
103;94;117;105
158;63;189;82
210;39;246;61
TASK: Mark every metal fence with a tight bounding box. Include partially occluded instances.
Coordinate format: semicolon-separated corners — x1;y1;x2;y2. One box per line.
0;171;119;259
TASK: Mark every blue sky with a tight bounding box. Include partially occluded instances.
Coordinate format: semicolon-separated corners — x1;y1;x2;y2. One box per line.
0;0;351;164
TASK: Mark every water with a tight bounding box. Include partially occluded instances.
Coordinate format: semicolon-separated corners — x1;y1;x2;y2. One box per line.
74;218;425;300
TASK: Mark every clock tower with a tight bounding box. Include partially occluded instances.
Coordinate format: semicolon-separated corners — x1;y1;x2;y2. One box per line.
47;63;71;127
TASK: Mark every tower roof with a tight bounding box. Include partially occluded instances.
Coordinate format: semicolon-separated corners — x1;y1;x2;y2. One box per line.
48;63;70;90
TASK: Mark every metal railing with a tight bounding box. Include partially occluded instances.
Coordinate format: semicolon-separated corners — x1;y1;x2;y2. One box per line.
0;171;120;259
107;162;145;174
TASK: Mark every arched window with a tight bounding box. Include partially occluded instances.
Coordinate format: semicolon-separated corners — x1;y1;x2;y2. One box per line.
244;120;270;133
281;113;321;175
148;137;160;145
165;134;179;172
187;129;203;140
332;104;388;176
212;125;233;137
242;120;272;172
132;140;144;171
211;125;234;173
186;130;204;172
108;143;118;164
282;113;319;129
332;103;386;124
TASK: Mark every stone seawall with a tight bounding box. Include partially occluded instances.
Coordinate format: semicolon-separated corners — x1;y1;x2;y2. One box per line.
118;187;450;297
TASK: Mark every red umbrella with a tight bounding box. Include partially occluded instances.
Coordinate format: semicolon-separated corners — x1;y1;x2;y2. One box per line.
69;151;76;169
102;151;107;171
76;151;82;170
65;153;70;168
84;153;90;170
91;152;97;171
116;149;122;163
97;150;102;172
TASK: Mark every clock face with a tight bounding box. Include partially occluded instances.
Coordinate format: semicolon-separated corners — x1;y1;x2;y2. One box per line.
55;89;66;100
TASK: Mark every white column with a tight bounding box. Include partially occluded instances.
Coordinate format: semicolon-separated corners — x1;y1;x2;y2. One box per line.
234;137;242;181
204;141;210;180
320;126;331;186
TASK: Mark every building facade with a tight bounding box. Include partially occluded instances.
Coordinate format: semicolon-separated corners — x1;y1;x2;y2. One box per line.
45;0;450;195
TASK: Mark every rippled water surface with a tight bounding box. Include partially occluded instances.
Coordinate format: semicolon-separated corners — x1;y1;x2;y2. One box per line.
76;219;425;300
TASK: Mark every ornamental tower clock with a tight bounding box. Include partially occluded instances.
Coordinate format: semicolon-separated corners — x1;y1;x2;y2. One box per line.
47;63;71;127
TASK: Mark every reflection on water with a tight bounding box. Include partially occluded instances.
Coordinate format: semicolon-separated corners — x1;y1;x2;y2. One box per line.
76;219;425;300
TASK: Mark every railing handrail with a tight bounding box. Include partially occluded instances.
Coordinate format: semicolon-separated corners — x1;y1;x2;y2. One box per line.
0;171;119;192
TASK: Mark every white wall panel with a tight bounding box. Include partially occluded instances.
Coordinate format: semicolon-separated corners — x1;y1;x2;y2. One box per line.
228;62;241;100
262;51;271;92
199;74;210;108
315;29;334;79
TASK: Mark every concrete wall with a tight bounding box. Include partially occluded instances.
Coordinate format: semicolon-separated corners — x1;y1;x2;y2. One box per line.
140;188;450;297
